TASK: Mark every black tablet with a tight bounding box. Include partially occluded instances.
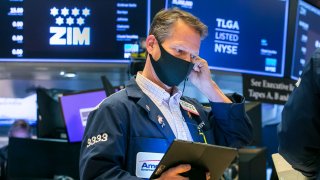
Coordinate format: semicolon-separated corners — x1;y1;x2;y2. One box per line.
150;139;238;180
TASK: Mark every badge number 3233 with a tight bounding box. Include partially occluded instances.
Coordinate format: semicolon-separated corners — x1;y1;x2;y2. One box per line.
87;133;108;147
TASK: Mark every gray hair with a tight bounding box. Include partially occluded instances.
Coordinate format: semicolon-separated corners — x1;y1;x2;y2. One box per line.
149;7;208;43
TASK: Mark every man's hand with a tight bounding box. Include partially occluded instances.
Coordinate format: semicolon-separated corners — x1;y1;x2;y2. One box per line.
157;164;191;180
189;57;212;90
189;57;231;103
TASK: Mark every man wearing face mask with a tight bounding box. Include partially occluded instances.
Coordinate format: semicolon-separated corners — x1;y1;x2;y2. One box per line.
79;8;252;180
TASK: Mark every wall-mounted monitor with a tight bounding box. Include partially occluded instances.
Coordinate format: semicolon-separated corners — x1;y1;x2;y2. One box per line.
0;0;163;63
291;0;320;79
59;89;107;143
168;0;289;77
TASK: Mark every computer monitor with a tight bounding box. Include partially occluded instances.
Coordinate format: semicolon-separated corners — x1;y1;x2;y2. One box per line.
238;148;267;180
59;89;107;143
291;0;320;79
0;94;37;126
168;0;289;77
245;102;262;147
7;137;81;179
36;88;72;140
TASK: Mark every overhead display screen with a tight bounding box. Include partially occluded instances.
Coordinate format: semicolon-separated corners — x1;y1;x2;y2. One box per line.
291;0;320;79
0;0;151;63
168;0;289;77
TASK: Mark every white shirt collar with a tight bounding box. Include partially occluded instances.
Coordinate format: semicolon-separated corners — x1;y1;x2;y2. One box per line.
136;72;182;105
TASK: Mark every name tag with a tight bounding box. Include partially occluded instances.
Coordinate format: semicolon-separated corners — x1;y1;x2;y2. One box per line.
136;152;164;179
180;100;199;116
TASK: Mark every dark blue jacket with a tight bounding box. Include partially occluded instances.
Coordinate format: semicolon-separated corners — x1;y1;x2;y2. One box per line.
79;78;252;180
278;48;320;179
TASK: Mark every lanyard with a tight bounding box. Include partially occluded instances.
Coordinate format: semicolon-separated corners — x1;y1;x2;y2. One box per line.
198;129;207;144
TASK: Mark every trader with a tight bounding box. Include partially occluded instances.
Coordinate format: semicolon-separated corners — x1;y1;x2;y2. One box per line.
278;48;320;179
0;119;32;179
80;8;252;180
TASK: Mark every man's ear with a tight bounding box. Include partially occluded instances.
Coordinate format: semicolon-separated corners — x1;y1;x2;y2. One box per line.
145;35;158;54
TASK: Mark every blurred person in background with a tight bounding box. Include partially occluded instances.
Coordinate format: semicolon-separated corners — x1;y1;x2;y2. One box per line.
278;48;320;179
0;119;32;179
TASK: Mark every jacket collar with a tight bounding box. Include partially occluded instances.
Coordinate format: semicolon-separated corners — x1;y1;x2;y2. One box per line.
180;106;203;143
125;77;145;99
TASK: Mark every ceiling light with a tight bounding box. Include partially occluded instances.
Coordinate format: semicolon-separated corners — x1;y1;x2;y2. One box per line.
64;72;76;78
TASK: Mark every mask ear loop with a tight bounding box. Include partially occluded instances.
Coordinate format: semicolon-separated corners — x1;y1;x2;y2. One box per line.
182;78;188;96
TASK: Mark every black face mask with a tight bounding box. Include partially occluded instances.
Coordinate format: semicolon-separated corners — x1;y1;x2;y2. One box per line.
149;43;194;87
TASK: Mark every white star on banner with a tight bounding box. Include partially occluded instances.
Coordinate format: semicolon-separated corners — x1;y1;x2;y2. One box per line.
72;7;79;17
50;7;59;16
61;7;69;16
55;16;64;26
66;17;74;26
82;7;90;17
77;17;85;26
